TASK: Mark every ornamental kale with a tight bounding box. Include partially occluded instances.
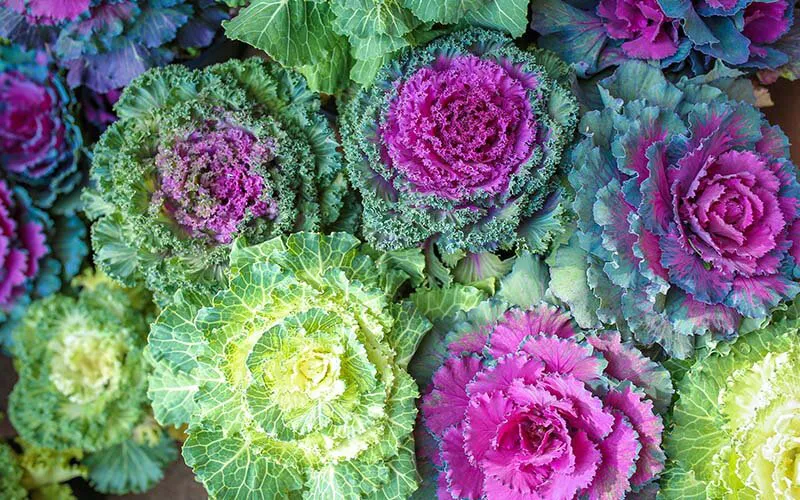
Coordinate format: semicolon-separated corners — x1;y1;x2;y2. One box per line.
0;180;87;349
531;0;798;78
0;0;228;92
342;29;578;282
553;61;800;358
662;319;800;498
418;302;671;499
84;59;352;302
223;0;532;93
147;232;432;498
0;45;83;212
0;440;86;500
7;272;178;495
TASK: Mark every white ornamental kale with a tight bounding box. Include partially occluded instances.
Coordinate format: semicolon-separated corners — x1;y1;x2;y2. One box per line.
147;232;432;499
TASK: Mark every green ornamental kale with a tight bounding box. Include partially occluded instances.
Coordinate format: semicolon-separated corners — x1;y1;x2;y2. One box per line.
84;59;351;303
7;273;177;495
222;0;532;93
0;439;86;500
147;232;432;499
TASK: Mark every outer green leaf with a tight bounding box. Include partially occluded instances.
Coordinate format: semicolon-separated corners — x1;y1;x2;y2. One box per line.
387;303;432;369
402;0;486;24
224;1;351;94
147;360;199;427
85;433;178;495
497;251;548;309
463;0;529;37
546;231;601;329
410;284;487;321
0;443;26;500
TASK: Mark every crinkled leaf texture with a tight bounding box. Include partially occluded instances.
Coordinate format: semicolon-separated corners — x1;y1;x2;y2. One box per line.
663;317;800;499
342;29;577;262
147;232;432;499
0;0;228;92
84;58;352;304
223;0;530;93
0;443;26;500
0;45;84;213
8;275;154;455
563;60;800;359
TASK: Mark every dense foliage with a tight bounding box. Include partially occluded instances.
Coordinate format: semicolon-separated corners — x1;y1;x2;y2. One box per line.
223;0;532;93
148;232;431;498
531;0;799;77
0;0;227;92
7;273;177;495
552;61;800;358
84;58;352;302
342;29;578;284
662;317;800;498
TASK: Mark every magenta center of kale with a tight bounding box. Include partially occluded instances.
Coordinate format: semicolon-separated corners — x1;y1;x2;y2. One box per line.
154;123;277;244
382;55;536;201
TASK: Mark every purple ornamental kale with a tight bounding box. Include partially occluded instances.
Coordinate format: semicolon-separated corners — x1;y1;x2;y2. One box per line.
0;179;47;310
0;0;228;93
382;55;537;201
531;0;797;77
0;45;83;211
566;61;800;358
153;122;278;244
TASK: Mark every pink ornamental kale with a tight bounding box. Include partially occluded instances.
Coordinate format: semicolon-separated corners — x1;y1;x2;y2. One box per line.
566;61;800;358
421;304;670;499
154;123;278;244
531;0;797;77
0;180;47;310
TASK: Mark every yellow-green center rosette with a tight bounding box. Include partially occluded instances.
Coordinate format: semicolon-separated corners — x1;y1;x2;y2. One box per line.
147;232;432;499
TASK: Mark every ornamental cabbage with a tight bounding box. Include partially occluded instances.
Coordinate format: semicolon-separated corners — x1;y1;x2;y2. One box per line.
147;232;432;499
531;0;798;78
0;440;86;500
7;272;178;495
0;45;83;212
342;29;578;280
84;59;352;302
223;0;532;93
661;319;800;498
0;0;228;92
418;302;671;499
553;61;800;358
0;180;87;349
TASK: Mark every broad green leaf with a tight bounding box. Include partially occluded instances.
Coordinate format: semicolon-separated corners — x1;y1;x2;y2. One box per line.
183;427;304;499
497;251;548;309
331;0;419;39
464;0;528;37
147;359;199;427
410;284;486;321
224;1;352;93
85;434;177;495
546;232;601;329
387;302;432;369
402;0;486;24
369;437;418;499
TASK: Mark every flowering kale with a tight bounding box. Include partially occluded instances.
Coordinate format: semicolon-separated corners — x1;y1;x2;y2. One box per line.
0;45;83;211
552;61;800;358
531;0;798;77
223;0;532;93
147;232;431;498
662;320;800;498
0;440;86;499
0;0;228;92
342;29;578;280
8;272;178;495
419;303;671;499
84;59;351;302
0;180;87;349
759;4;800;82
